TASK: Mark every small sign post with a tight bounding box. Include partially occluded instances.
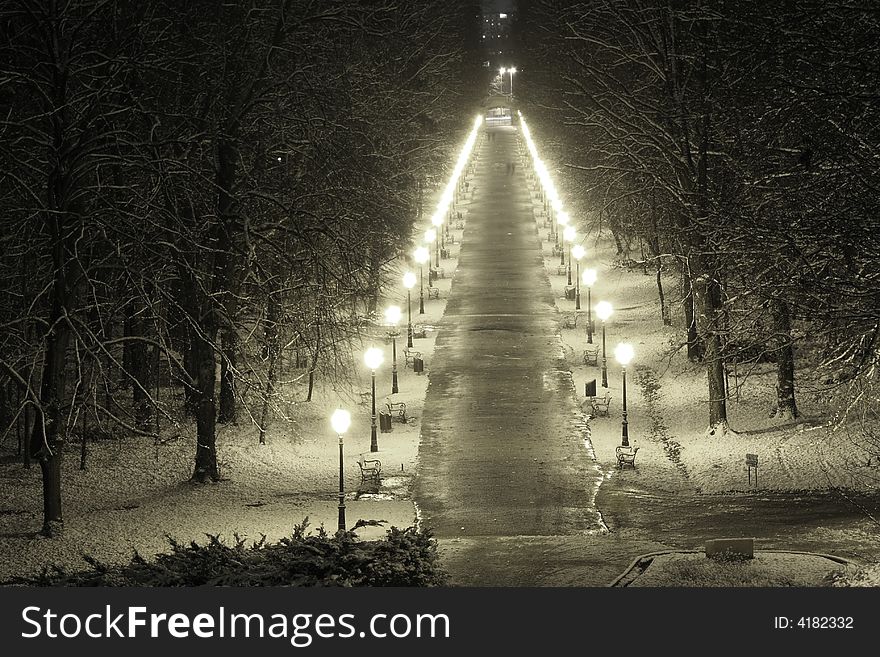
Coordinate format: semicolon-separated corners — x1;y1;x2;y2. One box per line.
746;453;758;488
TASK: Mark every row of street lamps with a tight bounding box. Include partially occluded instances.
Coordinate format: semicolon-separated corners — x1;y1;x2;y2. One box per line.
329;117;483;531
519;111;635;449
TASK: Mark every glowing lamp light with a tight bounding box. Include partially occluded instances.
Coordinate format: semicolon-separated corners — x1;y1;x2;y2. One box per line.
384;305;401;326
596;301;613;321
414;246;429;264
615;343;635;366
563;226;576;242
403;272;416;289
424;229;436;244
431;214;443;227
330;409;351;435
582;268;597;286
557;211;570;226
364;347;383;371
572;245;585;261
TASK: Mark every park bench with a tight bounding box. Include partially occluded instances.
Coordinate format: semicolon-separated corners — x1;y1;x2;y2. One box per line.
561;313;577;330
551;245;564;257
427;286;441;300
616;446;639;468
583;344;599;366
555;264;568;276
385;399;407;423
431;267;446;280
590;391;612;417
404;347;422;369
358;391;373;406
357;456;382;486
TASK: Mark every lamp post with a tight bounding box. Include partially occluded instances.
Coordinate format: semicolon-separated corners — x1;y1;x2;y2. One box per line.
330;409;351;531
596;301;613;388
424;229;437;276
431;214;444;257
556;212;568;266
414;246;429;314
403;272;416;348
384;306;401;395
572;245;585;309
508;66;517;99
364;347;383;452
563;226;576;285
582;268;597;343
615;343;634;447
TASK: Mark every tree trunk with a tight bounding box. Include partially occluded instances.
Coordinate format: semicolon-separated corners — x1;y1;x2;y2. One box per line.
682;273;703;361
771;298;798;420
693;271;728;434
192;330;220;482
177;273;201;416
258;297;280;445
31;218;73;537
307;304;321;403
218;328;237;424
128;301;153;429
648;202;671;325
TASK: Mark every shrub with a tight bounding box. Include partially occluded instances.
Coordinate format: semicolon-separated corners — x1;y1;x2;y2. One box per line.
13;520;448;587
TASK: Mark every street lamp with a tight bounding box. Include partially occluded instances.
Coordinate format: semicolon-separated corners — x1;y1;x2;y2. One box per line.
508;66;517;98
403;271;416;348
431;214;444;262
596;301;613;388
556;210;568;256
414;246;429;314
384;306;401;395
563;225;576;285
424;229;437;278
572;245;585;309
615;343;634;447
364;347;383;452
582;268;597;343
330;409;351;531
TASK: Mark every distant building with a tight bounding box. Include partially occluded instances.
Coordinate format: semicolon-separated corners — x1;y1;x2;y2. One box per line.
480;7;515;69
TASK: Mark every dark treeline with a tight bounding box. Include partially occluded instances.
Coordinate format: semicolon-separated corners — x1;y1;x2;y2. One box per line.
514;1;880;437
0;0;484;536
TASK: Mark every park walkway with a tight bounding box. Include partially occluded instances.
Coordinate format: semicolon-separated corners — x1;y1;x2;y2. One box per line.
414;125;604;547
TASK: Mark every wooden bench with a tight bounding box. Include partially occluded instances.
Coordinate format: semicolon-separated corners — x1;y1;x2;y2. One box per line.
561;313;577;329
430;267;446;280
358;391;373;406
357;456;382;485
555;265;568;276
616;446;639;467
403;348;422;368
411;326;427;339
385;400;407;423
427;287;441;300
583;344;599;366
590;392;612;417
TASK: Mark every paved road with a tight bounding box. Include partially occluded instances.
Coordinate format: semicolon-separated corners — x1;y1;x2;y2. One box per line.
414;125;604;540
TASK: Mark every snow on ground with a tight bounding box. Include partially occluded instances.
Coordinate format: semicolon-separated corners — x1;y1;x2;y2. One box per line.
0;147;477;581
533;181;878;496
2;130;877;583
